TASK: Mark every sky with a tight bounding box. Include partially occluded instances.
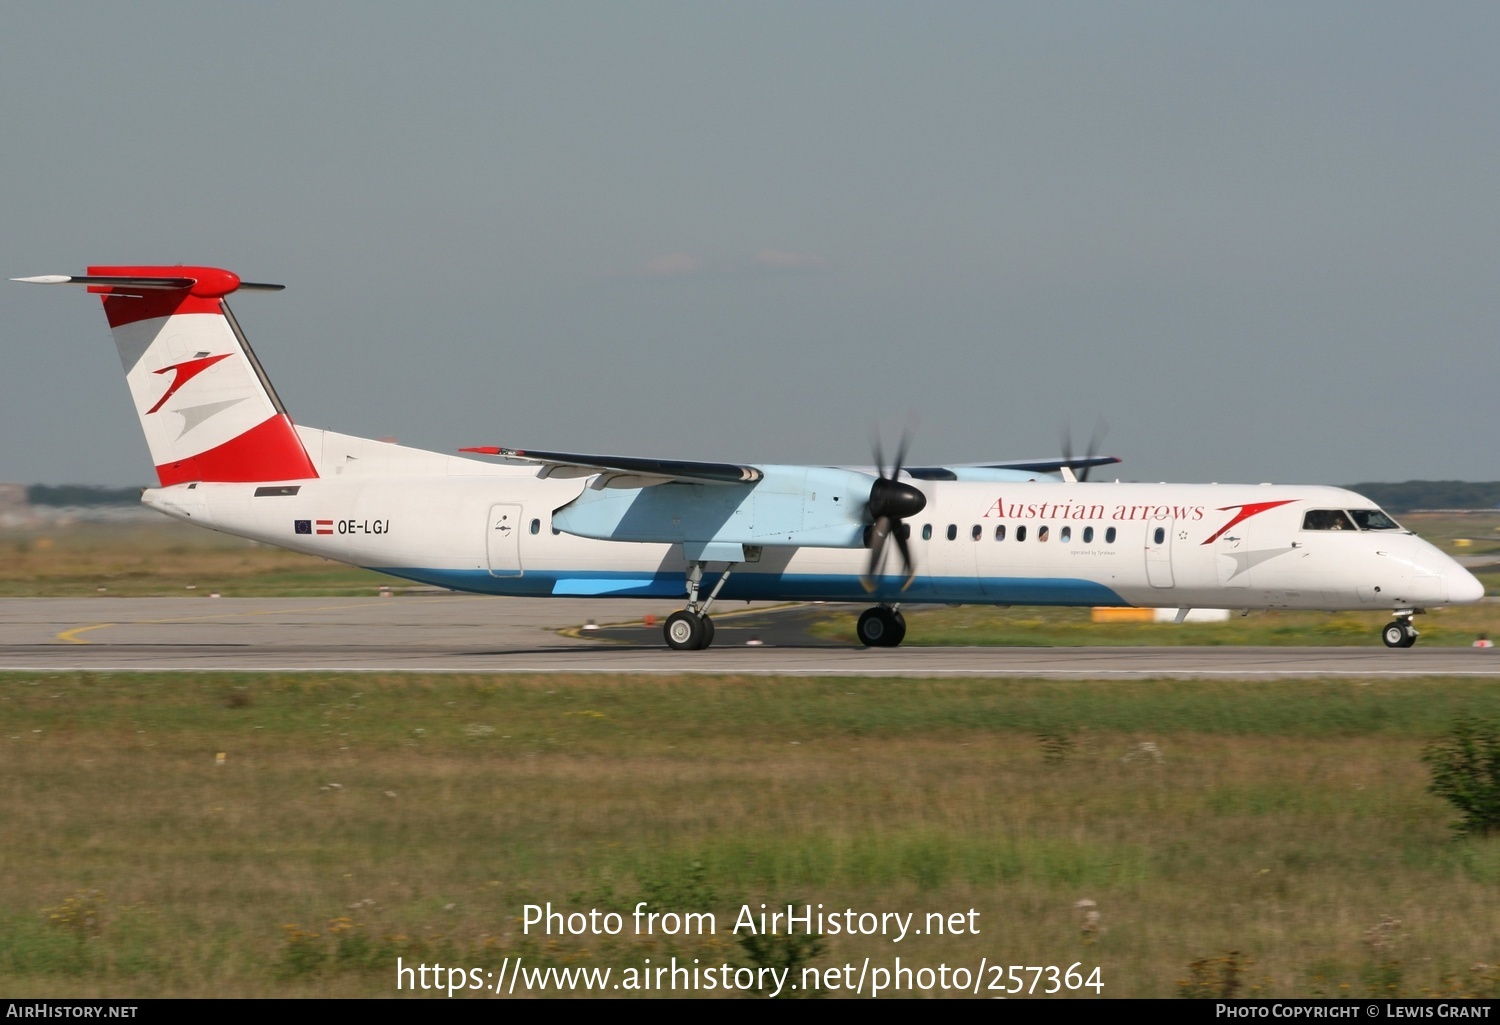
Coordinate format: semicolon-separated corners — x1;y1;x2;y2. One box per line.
2;2;1497;488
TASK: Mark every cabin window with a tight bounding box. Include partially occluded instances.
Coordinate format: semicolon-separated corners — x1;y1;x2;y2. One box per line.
1348;509;1401;531
530;518;541;535
1038;525;1050;542
1083;526;1094;543
1060;526;1072;543
971;524;982;541
1016;525;1027;542
922;524;932;540
994;524;1006;541
1105;527;1116;544
946;524;957;541
1153;527;1165;544
1303;509;1356;531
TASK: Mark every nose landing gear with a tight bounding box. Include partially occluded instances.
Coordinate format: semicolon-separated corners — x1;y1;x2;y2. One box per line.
1381;611;1420;649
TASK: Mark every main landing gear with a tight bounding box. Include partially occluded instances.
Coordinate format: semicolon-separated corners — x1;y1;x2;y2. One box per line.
1382;611;1421;649
857;605;906;648
664;561;737;651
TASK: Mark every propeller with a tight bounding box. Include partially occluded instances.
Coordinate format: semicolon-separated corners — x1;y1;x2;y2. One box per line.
862;431;927;592
1061;417;1110;482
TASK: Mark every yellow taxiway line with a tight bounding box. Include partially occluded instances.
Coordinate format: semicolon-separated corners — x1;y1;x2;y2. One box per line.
54;600;398;645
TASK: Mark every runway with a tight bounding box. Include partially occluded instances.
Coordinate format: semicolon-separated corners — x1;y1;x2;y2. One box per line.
2;595;1497;676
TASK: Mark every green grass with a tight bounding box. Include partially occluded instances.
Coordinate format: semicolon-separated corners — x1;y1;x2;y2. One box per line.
3;672;1500;997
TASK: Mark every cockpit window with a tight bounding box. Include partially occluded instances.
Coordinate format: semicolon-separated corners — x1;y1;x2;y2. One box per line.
1348;508;1401;531
1302;509;1356;531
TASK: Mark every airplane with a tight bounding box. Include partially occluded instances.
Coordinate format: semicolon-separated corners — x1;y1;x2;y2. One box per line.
14;264;1486;650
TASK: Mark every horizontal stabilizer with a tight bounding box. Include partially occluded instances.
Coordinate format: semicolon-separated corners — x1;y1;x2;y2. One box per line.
17;274;196;289
14;271;283;295
460;446;764;485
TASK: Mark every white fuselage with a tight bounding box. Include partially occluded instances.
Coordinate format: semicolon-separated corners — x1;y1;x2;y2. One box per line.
142;429;1482;613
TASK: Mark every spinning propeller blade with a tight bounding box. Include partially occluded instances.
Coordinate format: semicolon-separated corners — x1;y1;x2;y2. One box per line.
1062;417;1111;482
862;429;926;592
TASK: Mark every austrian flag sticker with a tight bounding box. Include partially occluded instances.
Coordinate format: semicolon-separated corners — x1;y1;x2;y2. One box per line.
294;519;335;535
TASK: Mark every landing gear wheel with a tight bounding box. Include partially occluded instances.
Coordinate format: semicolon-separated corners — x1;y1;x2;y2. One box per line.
1382;620;1418;649
887;611;907;647
857;607;907;648
700;615;715;650
665;610;707;651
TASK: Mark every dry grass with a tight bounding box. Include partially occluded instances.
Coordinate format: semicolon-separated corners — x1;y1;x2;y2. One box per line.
0;521;393;596
2;673;1499;997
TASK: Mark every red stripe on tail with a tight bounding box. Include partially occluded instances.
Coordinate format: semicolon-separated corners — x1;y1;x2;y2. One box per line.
154;414;317;486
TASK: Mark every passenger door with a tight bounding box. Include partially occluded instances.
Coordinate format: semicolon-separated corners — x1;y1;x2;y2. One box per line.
486;504;524;577
1144;520;1175;588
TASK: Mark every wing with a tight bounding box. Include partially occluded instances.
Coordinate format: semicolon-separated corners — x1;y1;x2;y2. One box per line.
462;446;1120;486
458;446;763;485
905;455;1121;481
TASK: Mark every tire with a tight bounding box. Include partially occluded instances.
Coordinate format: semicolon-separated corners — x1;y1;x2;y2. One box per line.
887;610;907;647
700;615;715;650
857;607;905;648
665;611;706;651
1382;621;1417;649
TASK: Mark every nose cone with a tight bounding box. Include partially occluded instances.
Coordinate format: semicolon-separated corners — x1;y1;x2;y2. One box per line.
1447;563;1486;605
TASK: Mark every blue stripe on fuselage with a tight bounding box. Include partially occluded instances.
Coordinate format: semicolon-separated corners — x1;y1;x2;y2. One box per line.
370;567;1128;606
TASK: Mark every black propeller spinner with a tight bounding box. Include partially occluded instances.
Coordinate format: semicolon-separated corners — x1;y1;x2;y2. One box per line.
862;434;927;592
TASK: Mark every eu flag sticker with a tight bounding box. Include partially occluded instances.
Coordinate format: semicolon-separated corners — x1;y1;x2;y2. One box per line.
294;520;312;534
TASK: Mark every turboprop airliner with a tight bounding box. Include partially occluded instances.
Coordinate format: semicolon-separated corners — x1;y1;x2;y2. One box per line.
15;265;1485;650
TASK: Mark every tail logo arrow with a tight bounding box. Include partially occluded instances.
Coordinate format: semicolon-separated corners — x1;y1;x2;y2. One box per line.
146;353;232;414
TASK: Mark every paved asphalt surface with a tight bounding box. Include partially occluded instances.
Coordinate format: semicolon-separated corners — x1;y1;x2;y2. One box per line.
1;596;1497;676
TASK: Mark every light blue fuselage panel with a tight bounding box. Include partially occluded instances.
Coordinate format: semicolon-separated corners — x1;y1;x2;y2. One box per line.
552;465;873;549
